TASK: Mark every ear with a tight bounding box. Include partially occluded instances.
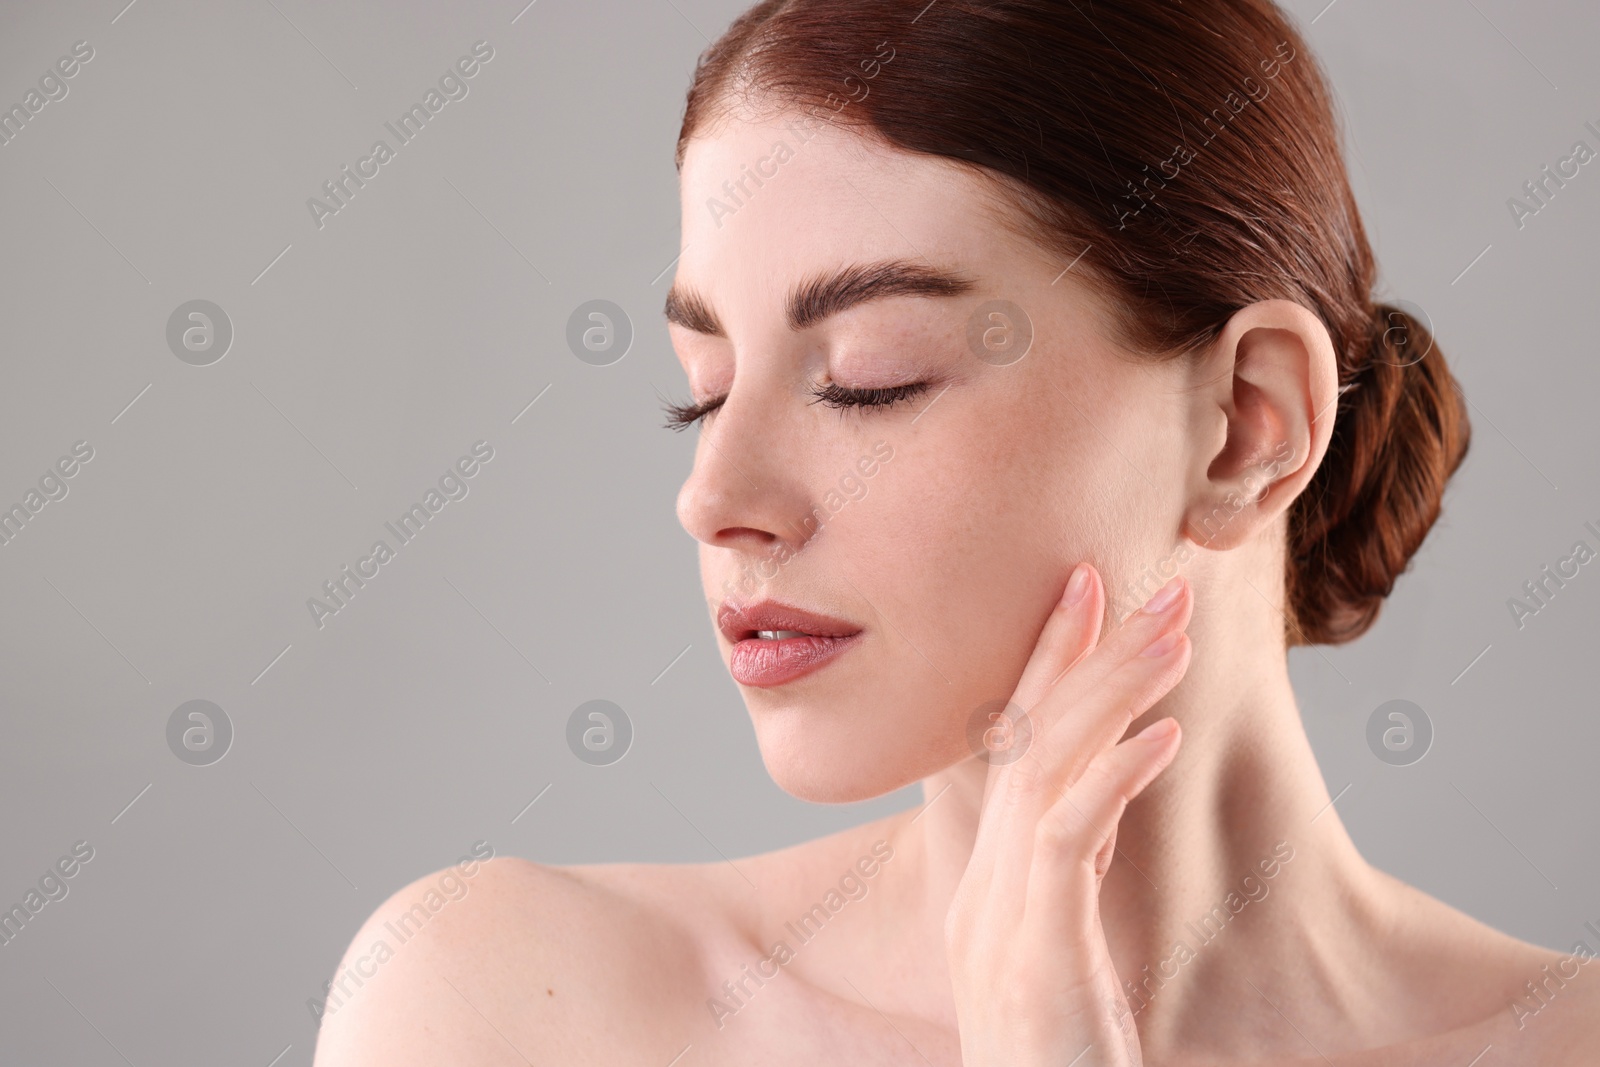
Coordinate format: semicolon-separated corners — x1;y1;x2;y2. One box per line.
1180;299;1340;552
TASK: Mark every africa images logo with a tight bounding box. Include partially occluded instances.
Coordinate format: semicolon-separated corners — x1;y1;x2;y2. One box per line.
306;41;495;230
306;441;494;629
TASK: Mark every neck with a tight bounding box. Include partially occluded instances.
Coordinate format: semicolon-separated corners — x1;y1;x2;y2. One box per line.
887;609;1392;1058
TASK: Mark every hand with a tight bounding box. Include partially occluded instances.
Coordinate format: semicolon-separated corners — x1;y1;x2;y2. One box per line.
944;563;1193;1067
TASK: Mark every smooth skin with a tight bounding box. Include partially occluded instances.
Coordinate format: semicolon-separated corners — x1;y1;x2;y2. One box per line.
313;102;1599;1065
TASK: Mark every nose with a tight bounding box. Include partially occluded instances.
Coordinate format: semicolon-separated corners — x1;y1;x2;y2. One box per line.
674;385;818;559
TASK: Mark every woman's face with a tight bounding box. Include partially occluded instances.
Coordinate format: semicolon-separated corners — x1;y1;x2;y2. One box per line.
670;106;1195;802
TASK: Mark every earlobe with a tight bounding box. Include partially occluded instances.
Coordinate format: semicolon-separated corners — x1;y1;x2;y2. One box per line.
1181;300;1336;552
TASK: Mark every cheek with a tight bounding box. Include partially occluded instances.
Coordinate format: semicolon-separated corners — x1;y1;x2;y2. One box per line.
833;429;1073;723
847;383;1158;672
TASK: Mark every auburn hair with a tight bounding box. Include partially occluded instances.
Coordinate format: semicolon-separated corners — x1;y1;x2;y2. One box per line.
674;0;1471;646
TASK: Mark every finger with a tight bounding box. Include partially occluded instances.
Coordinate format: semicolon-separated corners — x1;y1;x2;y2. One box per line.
1007;562;1104;713
969;563;1103;904
1027;716;1182;940
993;573;1189;807
977;561;1106;821
971;569;1189;911
1021;578;1193;797
980;567;1185;906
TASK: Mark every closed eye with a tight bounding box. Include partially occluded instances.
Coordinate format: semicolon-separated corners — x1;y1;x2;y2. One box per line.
660;380;932;431
808;381;931;413
660;393;721;431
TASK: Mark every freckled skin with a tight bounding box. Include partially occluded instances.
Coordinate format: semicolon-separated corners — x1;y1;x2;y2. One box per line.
673;112;1190;806
311;105;1600;1067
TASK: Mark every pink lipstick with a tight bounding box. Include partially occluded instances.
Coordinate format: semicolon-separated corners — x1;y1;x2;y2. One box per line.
717;599;864;687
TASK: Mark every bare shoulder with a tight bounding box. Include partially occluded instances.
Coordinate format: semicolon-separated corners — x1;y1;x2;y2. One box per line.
1384;872;1600;1064
310;847;734;1067
308;815;910;1066
1442;943;1600;1066
1508;948;1600;1063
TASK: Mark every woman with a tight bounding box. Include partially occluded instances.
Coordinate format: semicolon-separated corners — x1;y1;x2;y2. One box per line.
314;1;1598;1062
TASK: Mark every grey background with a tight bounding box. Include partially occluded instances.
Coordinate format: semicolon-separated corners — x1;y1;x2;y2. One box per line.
0;0;1596;1061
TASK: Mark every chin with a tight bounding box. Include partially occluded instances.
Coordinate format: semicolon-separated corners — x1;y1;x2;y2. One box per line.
749;703;963;804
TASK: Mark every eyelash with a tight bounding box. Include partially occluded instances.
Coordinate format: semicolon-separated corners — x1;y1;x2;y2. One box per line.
661;381;932;431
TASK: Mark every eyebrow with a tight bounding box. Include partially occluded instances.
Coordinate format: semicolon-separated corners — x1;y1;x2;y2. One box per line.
663;258;978;336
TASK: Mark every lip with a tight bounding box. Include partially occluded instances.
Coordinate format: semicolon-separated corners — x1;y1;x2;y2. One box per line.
717;599;864;688
717;599;862;643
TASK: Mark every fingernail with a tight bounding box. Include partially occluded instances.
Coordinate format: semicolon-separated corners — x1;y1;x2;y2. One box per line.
1063;563;1091;606
1139;630;1182;658
1136;716;1179;742
1141;575;1184;615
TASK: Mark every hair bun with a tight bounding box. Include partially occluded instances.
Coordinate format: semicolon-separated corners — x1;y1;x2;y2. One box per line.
1284;302;1473;645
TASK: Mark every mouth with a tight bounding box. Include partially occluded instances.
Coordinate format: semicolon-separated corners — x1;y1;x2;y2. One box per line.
717;600;864;687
